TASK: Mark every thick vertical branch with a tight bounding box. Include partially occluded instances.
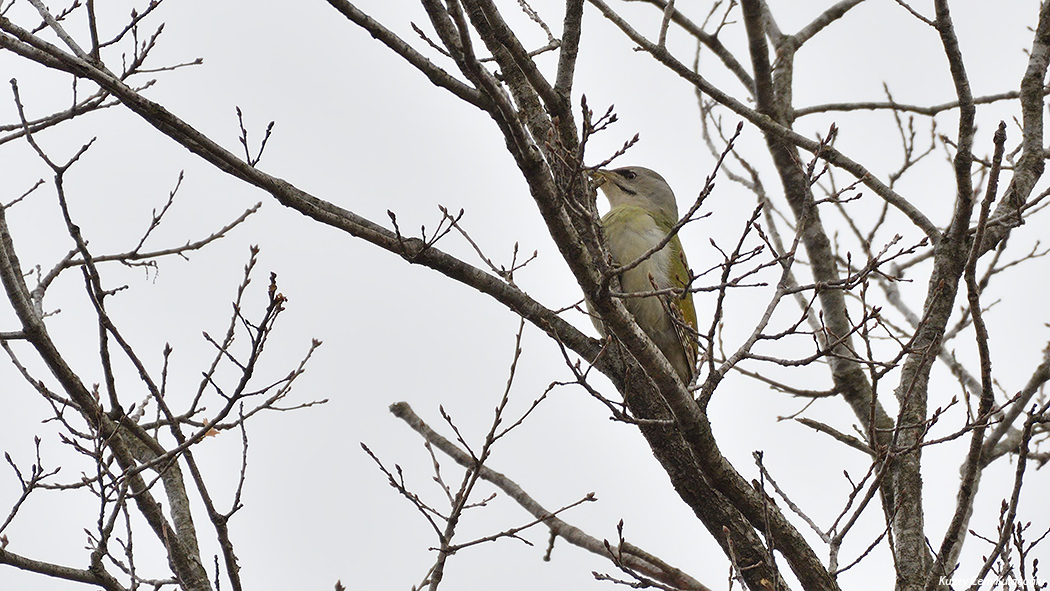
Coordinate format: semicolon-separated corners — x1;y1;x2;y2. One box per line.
925;122;1007;591
889;3;977;590
552;0;584;148
739;0;894;493
555;0;584;98
978;0;1050;254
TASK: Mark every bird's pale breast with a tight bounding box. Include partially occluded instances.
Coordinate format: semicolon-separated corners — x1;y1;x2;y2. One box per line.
601;205;676;331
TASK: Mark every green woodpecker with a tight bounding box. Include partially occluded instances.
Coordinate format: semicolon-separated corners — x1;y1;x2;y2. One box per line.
591;166;698;382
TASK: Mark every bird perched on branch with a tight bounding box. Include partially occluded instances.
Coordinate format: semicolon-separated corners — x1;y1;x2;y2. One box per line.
590;166;698;383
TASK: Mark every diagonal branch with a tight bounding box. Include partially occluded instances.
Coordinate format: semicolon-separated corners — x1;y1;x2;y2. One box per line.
388;402;714;591
325;0;487;108
0;11;606;394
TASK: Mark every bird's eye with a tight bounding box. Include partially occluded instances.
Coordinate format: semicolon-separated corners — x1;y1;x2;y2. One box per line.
616;169;637;180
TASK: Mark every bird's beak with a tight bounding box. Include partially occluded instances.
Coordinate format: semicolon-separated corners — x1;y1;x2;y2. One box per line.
589;169;608;188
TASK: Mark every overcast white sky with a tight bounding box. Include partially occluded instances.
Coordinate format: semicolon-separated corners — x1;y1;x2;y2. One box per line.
1;1;1048;590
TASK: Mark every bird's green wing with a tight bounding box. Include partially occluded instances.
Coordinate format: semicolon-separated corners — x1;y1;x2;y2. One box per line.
668;234;699;377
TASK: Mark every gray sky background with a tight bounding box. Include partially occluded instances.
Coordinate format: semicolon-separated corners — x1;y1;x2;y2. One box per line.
1;1;1048;589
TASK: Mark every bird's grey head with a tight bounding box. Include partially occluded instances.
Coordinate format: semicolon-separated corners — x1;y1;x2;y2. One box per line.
593;166;679;220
